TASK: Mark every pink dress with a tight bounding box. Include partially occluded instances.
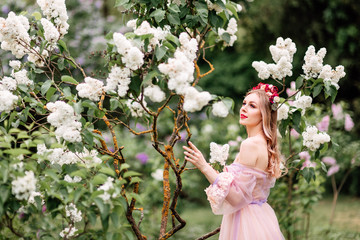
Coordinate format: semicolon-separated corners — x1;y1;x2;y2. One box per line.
205;163;285;240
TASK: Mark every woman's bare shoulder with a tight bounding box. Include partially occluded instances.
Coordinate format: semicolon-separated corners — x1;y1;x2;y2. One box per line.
236;138;260;167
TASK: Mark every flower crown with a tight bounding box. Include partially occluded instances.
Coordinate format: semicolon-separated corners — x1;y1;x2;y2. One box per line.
252;82;280;110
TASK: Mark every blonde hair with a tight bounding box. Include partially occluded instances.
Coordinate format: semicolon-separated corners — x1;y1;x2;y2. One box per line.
246;89;282;178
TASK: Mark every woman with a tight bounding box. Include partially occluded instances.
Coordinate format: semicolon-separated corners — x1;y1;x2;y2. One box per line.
183;83;285;239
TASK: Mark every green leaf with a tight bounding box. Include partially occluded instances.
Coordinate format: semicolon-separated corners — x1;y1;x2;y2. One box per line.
168;4;180;13
110;98;119;111
330;85;338;102
91;173;108;185
165;34;180;47
57;58;64;70
226;3;239;19
32;12;42;20
221;32;231;43
115;0;129;7
3;149;31;156
209;11;224;29
312;84;323;98
155;45;167;61
296;76;304;89
130;177;142;185
61;75;78;85
120;163;130;172
58;40;69;53
150;9;166;23
167;13;181;25
46;87;57;101
99;167;116;177
123;171;142;178
302;167;315;183
41;80;52;96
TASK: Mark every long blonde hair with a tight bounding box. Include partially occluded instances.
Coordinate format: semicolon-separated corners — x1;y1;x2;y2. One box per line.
246;89;282;178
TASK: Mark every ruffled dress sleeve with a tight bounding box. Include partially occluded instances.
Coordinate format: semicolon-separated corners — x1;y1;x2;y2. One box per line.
204;164;257;215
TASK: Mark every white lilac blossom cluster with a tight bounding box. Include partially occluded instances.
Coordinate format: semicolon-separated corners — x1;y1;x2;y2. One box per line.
159;32;212;112
0;63;34;112
151;169;164;181
46;101;82;142
302;46;346;89
59;203;81;238
113;32;144;71
205;0;242;15
126;97;148;117
252;37;296;80
277;91;312;121
218;18;238;47
37;0;69;37
292;92;312;115
37;144;102;166
212;101;229;117
105;65;131;97
129;20;170;52
144;85;166;102
11;171;37;201
0;12;31;59
98;177;115;202
277;103;290;121
302;125;330;151
64;175;82;183
40;18;60;44
209;142;230;166
76;77;104;101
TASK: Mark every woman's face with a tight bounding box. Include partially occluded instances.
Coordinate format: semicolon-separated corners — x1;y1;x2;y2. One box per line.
239;93;263;127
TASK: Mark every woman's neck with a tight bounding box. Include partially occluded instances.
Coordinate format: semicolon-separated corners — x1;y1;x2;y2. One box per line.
246;124;264;138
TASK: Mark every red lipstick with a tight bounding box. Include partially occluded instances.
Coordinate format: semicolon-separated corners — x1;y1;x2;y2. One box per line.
240;114;248;119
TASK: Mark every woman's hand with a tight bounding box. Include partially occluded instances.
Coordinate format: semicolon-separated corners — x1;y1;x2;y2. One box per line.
183;141;209;172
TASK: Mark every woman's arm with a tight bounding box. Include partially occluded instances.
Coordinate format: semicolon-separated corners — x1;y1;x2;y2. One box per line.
183;141;218;184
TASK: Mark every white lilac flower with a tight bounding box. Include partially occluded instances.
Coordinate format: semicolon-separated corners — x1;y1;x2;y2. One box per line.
292;92;312;114
40;18;60;43
113;32;132;55
212;101;229;117
302;45;327;79
318;64;346;90
0;12;31;58
11;69;32;86
126;98;148;117
302;125;330;151
205;0;225;13
46;101;82;142
269;37;297;63
218;18;238;47
252;37;296;80
178;32;198;62
183;87;212;112
144;85;166;102
159;50;195;95
64;175;82;183
37;0;69;37
76;77;104;101
0;90;18;112
9;60;21;70
27;46;49;67
209;142;229;166
1;76;17;91
11;171;37;201
121;47;144;70
77;148;102;165
59;226;78;238
277;103;289;121
65;203;82;223
105;65;131;96
151;169;164;181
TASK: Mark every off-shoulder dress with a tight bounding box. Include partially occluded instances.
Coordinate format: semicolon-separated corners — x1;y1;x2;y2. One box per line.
205;163;285;240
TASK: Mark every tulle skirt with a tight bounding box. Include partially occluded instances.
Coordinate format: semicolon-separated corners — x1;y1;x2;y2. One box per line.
219;202;285;240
